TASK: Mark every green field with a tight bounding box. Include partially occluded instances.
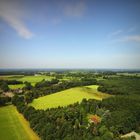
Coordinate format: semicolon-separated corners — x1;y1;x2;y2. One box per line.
8;84;25;89
18;75;54;83
0;75;54;82
30;85;110;110
0;105;40;140
0;75;55;89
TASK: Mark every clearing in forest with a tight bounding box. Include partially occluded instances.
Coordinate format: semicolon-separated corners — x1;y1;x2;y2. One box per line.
30;85;110;110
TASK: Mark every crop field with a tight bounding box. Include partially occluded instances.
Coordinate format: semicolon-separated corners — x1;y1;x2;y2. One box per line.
30;85;110;110
0;105;40;140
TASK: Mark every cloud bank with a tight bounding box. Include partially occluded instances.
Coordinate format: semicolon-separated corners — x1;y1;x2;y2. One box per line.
0;0;33;39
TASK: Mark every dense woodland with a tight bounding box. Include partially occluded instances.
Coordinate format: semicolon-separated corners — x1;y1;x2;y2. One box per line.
0;71;140;140
98;77;140;95
12;95;140;140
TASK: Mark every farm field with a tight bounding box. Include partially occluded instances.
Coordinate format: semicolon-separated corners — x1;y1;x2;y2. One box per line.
30;85;110;110
0;75;54;81
0;75;55;89
8;84;25;89
18;75;54;83
0;105;40;140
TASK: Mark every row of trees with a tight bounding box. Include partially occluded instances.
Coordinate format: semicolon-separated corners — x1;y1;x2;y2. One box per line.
0;80;9;92
2;80;23;85
35;78;59;88
0;96;11;106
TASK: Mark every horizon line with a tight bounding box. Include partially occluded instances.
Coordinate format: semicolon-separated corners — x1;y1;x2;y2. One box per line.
0;67;140;70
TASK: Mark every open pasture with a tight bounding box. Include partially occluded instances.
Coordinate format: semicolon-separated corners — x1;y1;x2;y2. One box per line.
30;85;110;110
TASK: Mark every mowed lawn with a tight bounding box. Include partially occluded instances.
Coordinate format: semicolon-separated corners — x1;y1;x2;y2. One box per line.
30;85;110;110
0;105;40;140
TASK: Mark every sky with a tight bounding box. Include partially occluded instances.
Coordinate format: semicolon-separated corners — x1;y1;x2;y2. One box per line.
0;0;140;69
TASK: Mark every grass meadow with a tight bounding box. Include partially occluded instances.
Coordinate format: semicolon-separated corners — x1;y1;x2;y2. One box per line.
0;105;40;140
8;84;25;89
30;85;110;110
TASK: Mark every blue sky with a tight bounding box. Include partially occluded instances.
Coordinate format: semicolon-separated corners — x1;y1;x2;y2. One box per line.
0;0;140;69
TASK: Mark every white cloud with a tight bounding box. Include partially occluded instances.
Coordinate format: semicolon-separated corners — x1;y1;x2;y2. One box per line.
108;27;140;43
110;30;123;37
121;35;140;42
64;1;86;17
108;26;137;39
0;0;33;39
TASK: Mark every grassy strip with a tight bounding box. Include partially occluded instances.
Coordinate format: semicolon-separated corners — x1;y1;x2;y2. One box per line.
0;105;40;140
